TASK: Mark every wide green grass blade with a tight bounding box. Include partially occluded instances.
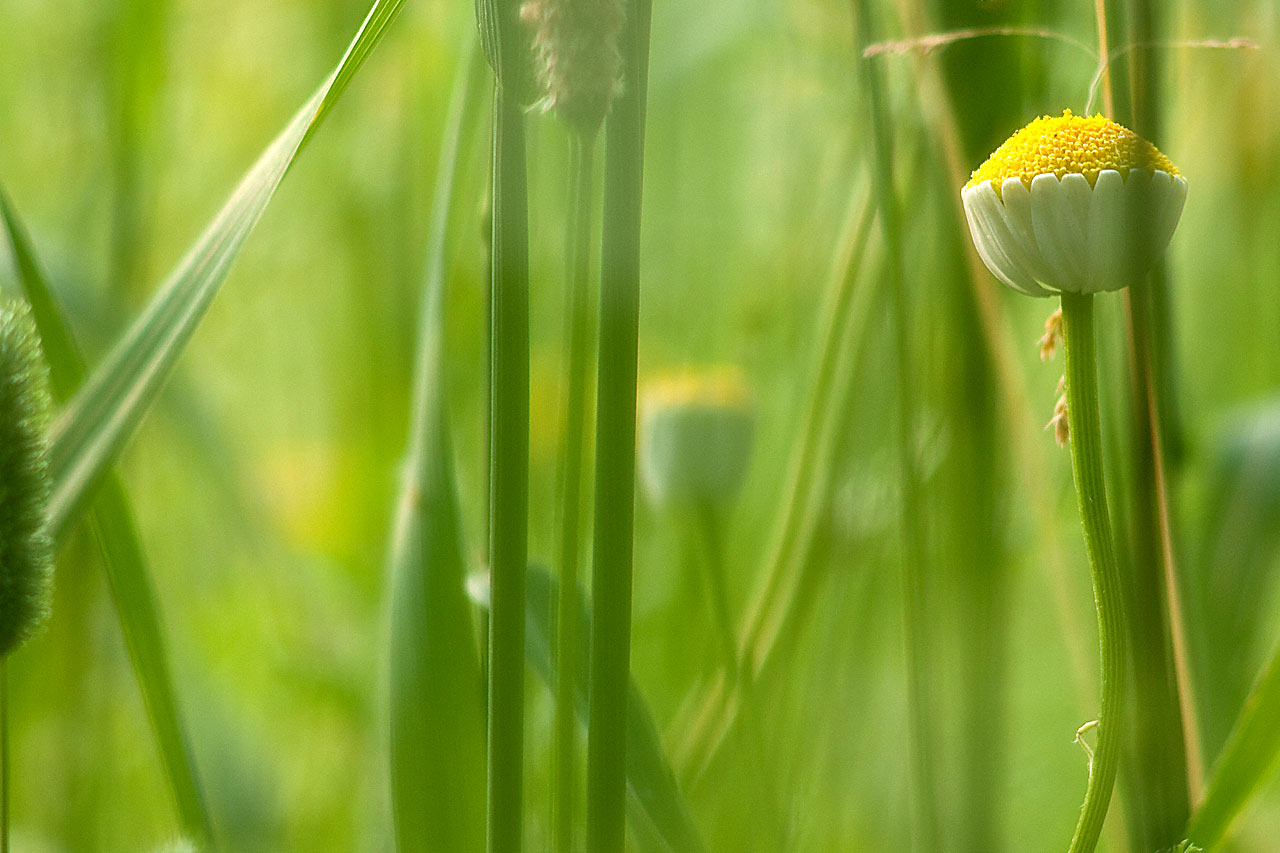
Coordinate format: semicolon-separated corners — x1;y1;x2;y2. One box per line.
521;566;705;853
0;192;87;398
386;39;488;853
1;188;214;843
1187;399;1280;755
1181;400;1280;848
1187;643;1280;849
44;0;408;543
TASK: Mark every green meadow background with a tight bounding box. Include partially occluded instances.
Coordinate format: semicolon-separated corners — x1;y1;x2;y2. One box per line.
1;0;1278;849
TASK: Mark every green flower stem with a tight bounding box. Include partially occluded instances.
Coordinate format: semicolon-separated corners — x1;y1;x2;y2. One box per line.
693;504;741;683
553;130;598;852
586;0;651;846
487;81;531;853
693;504;786;845
1062;291;1129;853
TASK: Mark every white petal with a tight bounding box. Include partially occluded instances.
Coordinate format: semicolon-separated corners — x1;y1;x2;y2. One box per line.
1084;169;1129;293
997;177;1057;290
1151;171;1188;255
961;181;1050;296
1030;173;1091;292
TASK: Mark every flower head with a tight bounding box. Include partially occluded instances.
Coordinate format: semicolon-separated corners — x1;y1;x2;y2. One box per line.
961;110;1187;296
639;366;755;508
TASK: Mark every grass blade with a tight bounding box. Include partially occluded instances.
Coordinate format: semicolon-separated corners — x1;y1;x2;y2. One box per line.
476;0;535;844
855;0;938;847
1187;644;1280;849
587;0;652;845
1187;400;1280;756
386;39;489;852
1;188;214;843
44;0;409;543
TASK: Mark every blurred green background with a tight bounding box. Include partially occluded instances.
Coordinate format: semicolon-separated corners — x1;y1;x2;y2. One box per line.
2;0;1279;849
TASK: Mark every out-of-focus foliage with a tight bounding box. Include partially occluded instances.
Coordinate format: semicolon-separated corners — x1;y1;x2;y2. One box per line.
0;0;1278;849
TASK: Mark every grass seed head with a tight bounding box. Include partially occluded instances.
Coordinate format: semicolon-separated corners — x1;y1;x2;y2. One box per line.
521;0;624;134
0;300;55;656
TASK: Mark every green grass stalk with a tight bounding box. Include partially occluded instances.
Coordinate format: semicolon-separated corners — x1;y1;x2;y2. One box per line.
487;80;532;852
1061;292;1128;853
736;185;874;679
586;0;651;846
855;0;938;847
1;661;7;853
1116;283;1193;850
1100;0;1196;843
553;131;598;852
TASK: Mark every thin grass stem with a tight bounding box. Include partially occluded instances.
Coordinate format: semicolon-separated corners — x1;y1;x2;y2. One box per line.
586;0;651;846
1;660;7;853
736;184;874;679
487;80;531;853
1061;292;1128;853
855;0;938;847
553;130;598;852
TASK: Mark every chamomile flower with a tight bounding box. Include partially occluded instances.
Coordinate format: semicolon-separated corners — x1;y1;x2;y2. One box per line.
639;366;755;509
961;110;1187;296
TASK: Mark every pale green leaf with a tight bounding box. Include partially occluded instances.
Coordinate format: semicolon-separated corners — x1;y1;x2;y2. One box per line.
1187;644;1280;848
1;188;214;842
45;0;408;542
386;39;488;853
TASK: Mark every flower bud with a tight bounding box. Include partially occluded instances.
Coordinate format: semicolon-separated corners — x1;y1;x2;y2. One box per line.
0;300;54;656
639;367;755;508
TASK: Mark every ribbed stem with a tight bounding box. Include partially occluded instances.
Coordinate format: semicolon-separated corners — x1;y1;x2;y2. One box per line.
487;82;531;853
1062;292;1128;853
586;0;651;846
553;131;597;853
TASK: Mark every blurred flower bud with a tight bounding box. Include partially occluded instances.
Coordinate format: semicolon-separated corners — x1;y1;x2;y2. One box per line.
0;300;54;656
639;366;755;509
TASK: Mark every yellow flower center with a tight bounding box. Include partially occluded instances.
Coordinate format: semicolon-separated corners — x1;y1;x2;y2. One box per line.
965;110;1179;197
643;367;753;413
